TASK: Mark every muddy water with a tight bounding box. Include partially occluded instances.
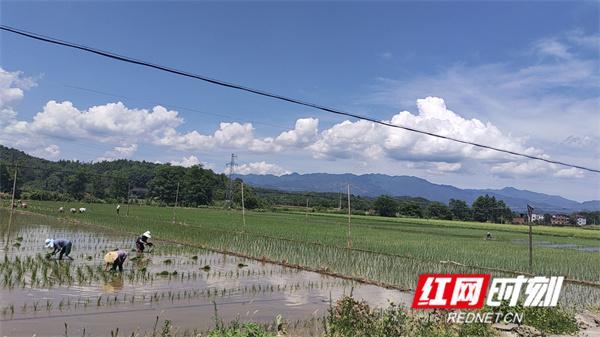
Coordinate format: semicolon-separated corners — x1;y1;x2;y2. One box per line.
0;211;411;336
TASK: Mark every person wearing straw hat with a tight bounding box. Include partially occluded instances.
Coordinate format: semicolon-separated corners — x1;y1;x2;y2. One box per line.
135;231;154;253
45;238;73;260
104;249;128;272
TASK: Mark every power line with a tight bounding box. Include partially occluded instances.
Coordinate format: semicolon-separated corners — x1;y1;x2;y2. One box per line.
2;24;598;174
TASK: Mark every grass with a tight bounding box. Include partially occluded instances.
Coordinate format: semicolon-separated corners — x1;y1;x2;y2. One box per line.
3;201;600;308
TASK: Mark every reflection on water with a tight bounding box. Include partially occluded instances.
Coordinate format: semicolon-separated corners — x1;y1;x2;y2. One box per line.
102;275;124;293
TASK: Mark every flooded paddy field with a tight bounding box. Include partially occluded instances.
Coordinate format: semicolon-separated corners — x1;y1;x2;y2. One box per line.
0;211;410;336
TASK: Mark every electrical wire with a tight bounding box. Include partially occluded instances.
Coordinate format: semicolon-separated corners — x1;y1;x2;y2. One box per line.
1;25;598;173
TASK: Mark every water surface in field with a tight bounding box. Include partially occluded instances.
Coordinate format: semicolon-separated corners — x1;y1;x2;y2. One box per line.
511;239;600;252
0;210;411;337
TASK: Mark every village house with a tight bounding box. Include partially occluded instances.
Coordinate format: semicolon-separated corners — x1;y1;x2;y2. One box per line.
531;213;544;223
551;214;570;226
576;215;587;226
512;214;526;224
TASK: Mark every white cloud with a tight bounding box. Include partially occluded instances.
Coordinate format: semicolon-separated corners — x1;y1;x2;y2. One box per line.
0;68;36;107
31;144;61;160
170;155;202;167
156;122;281;153
490;160;552;178
309;96;543;167
554;167;585;179
236;161;291;176
275;118;319;147
96;144;138;162
566;30;600;50
562;135;599;150
533;38;571;59
434;162;462;172
29;101;181;142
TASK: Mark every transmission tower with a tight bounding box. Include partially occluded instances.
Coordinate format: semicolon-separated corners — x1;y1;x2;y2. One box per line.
225;153;237;207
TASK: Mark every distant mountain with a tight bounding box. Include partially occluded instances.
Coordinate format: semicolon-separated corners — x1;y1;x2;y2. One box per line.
236;173;599;213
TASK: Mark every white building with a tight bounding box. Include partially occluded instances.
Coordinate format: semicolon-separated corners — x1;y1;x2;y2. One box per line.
531;214;544;222
576;217;587;226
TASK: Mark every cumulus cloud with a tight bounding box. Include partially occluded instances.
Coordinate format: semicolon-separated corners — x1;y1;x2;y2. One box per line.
235;161;291;176
309;96;543;168
28;101;181;142
31;144;61;160
434;162;462;172
96;144;138;162
275;118;319;147
0;68;36;107
554;167;585;179
156;122;281;153
170;155;202;167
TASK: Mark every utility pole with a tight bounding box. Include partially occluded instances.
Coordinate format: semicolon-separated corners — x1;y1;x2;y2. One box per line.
6;165;17;249
527;204;533;272
126;182;131;217
305;198;309;224
338;190;342;210
172;182;180;224
241;182;246;229
347;184;352;249
225;153;237;208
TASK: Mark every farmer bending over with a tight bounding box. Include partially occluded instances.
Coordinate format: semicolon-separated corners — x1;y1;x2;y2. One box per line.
45;239;73;260
135;231;153;253
104;249;128;272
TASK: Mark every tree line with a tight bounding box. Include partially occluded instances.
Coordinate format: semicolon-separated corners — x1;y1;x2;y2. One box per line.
6;145;593;225
373;194;513;223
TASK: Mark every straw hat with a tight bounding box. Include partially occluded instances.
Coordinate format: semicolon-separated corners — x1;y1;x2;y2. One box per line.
45;239;54;248
142;231;151;238
104;251;119;264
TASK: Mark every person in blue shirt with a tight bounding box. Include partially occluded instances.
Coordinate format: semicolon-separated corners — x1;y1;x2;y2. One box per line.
45;239;73;260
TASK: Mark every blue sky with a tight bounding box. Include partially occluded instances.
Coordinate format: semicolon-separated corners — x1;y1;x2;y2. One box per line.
0;1;598;201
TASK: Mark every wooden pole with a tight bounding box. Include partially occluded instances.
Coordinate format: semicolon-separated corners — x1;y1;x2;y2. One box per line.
528;222;533;272
305;198;309;224
347;184;352;249
126;182;131;217
6;165;17;248
172;182;180;224
527;206;533;272
241;182;246;229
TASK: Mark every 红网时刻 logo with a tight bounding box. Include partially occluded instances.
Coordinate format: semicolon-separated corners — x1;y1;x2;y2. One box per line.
412;274;564;309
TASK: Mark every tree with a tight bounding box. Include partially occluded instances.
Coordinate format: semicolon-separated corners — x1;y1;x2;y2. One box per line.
374;195;397;217
181;165;217;206
426;202;453;220
233;180;263;209
0;164;10;193
472;195;512;223
449;199;471;221
398;201;423;217
543;213;552;225
65;169;88;199
110;174;129;201
148;165;186;205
